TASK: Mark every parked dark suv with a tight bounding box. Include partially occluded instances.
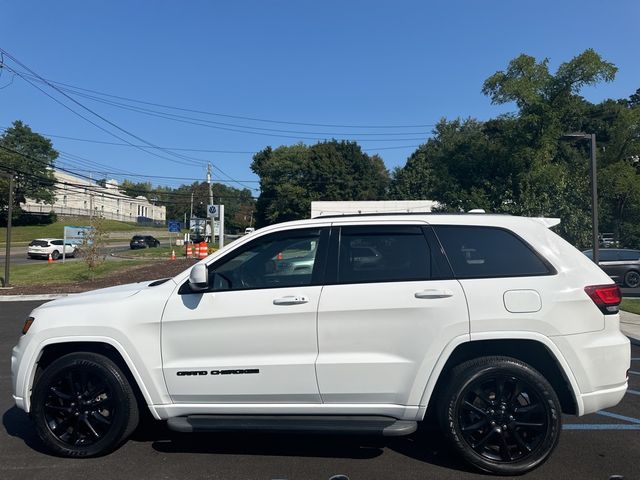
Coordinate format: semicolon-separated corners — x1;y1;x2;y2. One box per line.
583;248;640;288
129;235;160;249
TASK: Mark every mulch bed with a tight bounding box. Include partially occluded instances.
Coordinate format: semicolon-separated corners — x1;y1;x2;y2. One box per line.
0;259;198;295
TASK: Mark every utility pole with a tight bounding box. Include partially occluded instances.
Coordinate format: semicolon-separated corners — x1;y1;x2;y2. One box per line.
3;173;14;287
189;191;194;222
207;163;214;244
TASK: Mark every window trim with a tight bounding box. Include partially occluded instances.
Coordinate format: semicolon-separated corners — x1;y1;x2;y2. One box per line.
432;224;557;280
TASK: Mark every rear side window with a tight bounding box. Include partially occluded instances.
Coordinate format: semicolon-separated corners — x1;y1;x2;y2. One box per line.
433;225;552;279
50;240;63;246
337;226;431;284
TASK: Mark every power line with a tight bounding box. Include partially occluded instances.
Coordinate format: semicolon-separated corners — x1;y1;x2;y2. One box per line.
13;130;422;153
13;71;438;129
0;50;259;190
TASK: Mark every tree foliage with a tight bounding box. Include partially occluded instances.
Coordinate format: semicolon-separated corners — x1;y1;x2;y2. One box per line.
0;120;58;216
251;140;389;226
391;49;640;248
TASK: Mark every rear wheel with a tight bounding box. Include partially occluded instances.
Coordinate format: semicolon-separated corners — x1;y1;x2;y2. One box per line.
31;352;139;457
439;356;561;475
624;270;640;288
51;250;60;260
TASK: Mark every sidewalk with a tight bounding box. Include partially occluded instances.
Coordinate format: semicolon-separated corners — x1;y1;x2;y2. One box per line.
620;310;640;346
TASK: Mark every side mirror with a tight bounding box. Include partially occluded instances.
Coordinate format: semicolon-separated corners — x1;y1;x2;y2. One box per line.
188;264;209;292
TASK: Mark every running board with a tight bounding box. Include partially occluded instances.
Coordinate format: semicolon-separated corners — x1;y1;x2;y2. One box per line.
166;415;417;437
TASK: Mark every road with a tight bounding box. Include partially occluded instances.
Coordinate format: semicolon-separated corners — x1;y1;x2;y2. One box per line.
0;244;132;266
1;301;639;480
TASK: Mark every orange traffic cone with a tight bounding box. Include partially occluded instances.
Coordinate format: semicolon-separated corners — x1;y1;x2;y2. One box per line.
171;250;176;261
48;253;54;264
186;244;193;258
277;252;283;261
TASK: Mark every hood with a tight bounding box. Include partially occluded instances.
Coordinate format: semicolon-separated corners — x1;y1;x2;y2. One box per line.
37;278;176;309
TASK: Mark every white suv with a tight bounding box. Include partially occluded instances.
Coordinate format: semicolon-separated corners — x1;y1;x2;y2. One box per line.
11;214;630;475
27;238;76;260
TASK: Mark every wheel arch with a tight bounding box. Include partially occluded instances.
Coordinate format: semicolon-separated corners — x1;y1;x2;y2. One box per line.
421;337;580;420
29;339;159;419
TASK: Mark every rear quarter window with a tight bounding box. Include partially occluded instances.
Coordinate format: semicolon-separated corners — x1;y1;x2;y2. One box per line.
433;225;553;279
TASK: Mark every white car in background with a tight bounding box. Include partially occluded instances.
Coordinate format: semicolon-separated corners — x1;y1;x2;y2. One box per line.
27;238;77;260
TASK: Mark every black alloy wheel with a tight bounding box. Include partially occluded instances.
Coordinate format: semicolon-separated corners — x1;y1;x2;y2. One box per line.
51;250;60;260
31;352;138;457
624;270;640;289
440;356;561;475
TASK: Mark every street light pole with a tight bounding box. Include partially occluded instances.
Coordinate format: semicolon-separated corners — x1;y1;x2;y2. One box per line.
589;134;599;265
561;132;599;264
3;173;14;287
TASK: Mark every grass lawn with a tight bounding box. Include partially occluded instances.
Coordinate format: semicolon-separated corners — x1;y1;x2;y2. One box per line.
124;245;218;258
620;299;640;315
9;259;150;285
0;217;165;246
125;246;176;258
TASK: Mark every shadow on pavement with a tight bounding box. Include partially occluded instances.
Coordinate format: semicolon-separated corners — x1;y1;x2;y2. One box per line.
149;422;472;472
4;405;472;473
2;406;49;455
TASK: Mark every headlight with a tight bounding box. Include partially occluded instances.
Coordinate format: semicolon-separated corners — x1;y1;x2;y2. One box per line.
22;317;34;335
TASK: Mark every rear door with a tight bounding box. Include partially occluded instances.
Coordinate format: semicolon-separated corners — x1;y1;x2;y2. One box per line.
432;225;560;336
315;222;469;406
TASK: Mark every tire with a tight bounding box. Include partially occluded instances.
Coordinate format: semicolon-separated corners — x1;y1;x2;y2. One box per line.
624;270;640;289
51;250;60;260
31;352;139;457
438;356;561;475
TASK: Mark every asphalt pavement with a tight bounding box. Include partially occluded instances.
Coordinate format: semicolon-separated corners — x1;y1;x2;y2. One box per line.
1;301;639;480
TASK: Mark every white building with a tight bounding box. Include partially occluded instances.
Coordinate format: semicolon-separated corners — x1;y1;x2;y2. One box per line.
21;170;166;224
310;200;438;218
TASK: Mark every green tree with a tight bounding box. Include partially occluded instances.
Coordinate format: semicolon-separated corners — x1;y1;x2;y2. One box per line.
391;49;634;248
0;120;58;216
251;140;390;226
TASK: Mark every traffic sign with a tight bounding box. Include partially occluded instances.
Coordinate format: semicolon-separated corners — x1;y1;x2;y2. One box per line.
167;220;181;233
207;204;219;218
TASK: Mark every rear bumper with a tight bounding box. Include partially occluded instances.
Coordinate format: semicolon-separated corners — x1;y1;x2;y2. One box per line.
551;317;630;415
579;383;628;415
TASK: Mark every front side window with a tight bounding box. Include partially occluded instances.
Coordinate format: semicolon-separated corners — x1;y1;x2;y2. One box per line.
208;228;327;291
337;226;431;284
599;250;620;262
434;225;552;279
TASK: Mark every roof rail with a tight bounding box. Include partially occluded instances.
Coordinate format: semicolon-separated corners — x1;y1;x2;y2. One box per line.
313;211;506;219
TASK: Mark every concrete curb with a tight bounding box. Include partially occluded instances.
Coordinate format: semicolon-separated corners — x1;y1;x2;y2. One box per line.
0;294;71;302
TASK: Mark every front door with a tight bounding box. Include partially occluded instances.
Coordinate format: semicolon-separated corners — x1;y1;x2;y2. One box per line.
162;226;329;404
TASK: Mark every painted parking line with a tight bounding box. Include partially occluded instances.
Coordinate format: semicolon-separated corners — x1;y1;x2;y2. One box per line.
627;389;640;396
632;358;640;361
564;424;640;430
629;371;640;375
596;410;640;424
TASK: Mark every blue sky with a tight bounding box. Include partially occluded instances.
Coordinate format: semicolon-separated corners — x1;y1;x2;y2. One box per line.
1;0;638;194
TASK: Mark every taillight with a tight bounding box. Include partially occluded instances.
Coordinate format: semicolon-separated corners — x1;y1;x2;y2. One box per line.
584;284;621;315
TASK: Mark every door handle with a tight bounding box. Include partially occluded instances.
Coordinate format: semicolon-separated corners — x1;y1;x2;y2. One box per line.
273;295;310;305
414;289;453;299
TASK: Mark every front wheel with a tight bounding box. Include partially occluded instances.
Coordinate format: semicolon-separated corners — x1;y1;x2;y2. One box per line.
624;270;640;289
439;356;561;475
31;352;139;457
